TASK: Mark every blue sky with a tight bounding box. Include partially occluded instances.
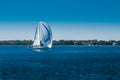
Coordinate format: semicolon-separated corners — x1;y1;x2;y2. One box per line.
0;0;120;40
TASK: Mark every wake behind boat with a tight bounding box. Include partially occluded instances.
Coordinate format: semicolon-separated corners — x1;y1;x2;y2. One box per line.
29;21;53;50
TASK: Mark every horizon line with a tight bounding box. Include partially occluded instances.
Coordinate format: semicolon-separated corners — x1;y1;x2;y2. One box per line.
0;39;120;41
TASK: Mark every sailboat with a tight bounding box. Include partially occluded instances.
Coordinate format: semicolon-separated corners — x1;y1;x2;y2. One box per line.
29;21;52;50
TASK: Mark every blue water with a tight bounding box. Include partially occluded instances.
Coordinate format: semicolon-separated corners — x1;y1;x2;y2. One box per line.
0;46;120;80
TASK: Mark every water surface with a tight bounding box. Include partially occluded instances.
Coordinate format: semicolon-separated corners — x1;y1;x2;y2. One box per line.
0;46;120;80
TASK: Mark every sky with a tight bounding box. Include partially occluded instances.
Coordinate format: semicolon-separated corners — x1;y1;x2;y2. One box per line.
0;0;120;40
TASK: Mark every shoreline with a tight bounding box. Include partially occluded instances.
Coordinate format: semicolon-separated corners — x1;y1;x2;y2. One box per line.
0;45;120;46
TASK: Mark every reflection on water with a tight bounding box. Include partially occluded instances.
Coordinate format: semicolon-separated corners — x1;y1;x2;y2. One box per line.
34;48;52;52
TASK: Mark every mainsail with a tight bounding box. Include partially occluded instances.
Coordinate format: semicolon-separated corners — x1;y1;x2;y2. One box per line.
32;21;52;48
33;23;40;46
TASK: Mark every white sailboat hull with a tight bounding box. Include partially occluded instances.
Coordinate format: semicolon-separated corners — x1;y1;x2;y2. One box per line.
28;45;50;50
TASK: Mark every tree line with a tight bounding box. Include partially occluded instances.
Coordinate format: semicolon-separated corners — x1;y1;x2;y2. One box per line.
0;40;120;46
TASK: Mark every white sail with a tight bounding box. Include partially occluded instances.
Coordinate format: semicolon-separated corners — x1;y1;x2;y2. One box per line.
33;24;40;46
39;22;52;48
32;21;52;49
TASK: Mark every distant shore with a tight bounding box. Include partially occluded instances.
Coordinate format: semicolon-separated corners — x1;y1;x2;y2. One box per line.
0;40;120;46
